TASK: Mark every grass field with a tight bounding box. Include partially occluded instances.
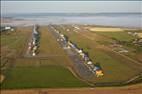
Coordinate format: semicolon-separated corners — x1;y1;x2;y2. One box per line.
1;66;88;89
1;27;32;57
1;26;88;89
1;27;33;86
91;28;142;62
38;27;65;55
95;32;135;41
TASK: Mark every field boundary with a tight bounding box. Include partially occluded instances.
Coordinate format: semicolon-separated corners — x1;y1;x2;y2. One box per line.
93;73;142;87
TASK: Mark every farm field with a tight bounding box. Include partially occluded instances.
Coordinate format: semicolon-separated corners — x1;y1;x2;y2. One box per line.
1;25;142;90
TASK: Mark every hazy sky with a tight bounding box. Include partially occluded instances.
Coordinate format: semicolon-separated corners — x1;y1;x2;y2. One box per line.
1;1;142;14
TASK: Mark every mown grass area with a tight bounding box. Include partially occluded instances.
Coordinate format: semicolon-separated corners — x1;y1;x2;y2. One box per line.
1;27;32;88
38;26;66;55
90;49;139;83
1;27;32;56
95;32;135;42
1;66;88;89
38;26;74;66
14;57;72;67
53;25;140;83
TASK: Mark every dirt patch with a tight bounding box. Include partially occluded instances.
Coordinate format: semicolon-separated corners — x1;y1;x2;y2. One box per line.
137;33;142;38
1;85;142;94
0;74;5;83
136;54;142;62
88;27;124;32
